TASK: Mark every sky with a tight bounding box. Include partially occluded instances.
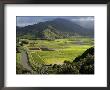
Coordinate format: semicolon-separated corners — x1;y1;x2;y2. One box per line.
16;16;94;29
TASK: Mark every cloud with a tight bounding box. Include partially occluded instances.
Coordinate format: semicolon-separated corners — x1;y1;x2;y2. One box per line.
70;17;94;29
16;16;49;26
16;16;94;27
71;17;94;21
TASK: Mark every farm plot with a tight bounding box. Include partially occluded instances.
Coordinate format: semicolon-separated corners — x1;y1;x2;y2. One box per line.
26;37;93;68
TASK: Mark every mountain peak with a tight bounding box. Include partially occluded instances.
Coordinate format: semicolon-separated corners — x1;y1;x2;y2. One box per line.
53;18;70;22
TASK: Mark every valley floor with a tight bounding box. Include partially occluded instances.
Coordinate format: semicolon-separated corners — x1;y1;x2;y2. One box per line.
16;37;94;74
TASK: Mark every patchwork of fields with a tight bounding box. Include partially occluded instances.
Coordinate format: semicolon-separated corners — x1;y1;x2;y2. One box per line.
16;37;94;74
23;37;94;66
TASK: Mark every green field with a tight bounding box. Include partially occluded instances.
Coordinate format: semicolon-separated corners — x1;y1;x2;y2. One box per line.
16;37;94;74
23;37;94;67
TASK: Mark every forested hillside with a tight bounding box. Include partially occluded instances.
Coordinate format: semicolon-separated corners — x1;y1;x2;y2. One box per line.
16;18;94;39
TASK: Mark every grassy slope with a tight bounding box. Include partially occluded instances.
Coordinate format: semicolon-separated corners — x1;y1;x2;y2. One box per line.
16;53;21;64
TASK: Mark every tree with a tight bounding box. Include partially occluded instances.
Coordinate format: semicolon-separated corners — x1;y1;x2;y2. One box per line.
21;40;29;44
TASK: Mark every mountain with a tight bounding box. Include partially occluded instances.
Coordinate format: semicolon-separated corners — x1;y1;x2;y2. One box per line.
16;18;94;39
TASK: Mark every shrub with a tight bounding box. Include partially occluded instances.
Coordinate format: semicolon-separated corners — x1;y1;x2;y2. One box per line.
21;40;29;44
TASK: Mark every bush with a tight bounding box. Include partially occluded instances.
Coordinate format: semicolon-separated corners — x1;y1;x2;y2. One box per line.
16;47;21;53
21;40;29;44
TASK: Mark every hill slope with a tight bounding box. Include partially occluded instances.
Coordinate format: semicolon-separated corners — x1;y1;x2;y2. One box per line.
16;18;94;39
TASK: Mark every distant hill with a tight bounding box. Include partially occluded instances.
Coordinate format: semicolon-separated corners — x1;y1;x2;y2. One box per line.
16;18;94;39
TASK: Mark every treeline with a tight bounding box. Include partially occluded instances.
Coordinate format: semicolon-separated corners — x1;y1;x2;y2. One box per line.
16;47;94;74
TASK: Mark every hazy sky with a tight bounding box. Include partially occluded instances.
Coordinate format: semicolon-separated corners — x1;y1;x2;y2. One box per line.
16;16;94;29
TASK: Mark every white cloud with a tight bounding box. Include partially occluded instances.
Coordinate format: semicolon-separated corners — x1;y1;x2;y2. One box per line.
71;17;94;21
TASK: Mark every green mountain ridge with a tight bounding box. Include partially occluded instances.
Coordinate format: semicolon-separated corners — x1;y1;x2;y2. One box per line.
17;18;94;39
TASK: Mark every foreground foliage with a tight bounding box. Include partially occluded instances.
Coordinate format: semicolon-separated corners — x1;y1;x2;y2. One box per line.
20;47;94;74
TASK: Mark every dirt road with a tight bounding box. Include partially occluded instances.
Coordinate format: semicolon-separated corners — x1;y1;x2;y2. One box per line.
21;51;32;71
